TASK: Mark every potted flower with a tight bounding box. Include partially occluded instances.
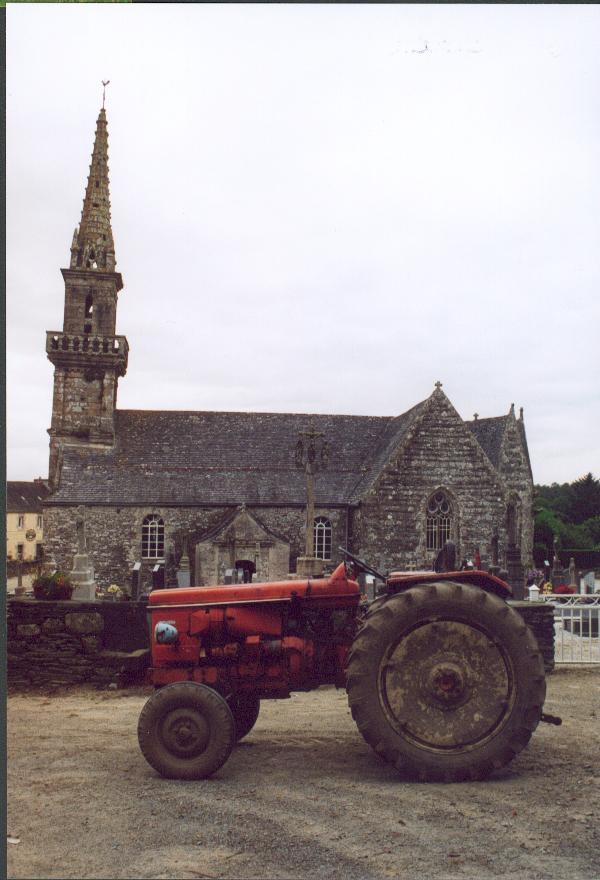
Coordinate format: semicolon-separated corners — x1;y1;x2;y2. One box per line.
553;583;576;600
105;584;124;601
32;571;74;601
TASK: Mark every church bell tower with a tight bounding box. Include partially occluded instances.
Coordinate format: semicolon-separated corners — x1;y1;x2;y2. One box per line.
46;103;128;488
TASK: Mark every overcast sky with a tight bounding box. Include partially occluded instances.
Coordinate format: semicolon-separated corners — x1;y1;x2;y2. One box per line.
7;4;600;486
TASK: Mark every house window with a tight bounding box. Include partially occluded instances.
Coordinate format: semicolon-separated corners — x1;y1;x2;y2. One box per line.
426;491;452;551
314;517;332;560
142;515;165;560
17;544;24;560
35;543;43;561
17;515;24;529
37;515;43;529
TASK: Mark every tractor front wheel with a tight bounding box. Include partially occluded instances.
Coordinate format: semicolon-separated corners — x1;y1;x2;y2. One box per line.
138;682;235;779
346;582;546;782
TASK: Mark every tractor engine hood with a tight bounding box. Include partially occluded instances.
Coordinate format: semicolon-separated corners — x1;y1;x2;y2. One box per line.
148;562;361;608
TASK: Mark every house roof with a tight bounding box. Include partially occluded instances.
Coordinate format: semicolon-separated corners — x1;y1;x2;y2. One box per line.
7;481;50;513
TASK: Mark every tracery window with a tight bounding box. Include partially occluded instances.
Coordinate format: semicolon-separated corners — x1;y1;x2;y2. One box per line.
426;491;452;551
314;517;332;560
142;514;165;560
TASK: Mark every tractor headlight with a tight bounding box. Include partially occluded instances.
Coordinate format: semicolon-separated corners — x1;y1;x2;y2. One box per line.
154;621;179;644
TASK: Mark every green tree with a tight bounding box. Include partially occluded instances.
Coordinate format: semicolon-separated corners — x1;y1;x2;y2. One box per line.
567;473;600;524
534;507;566;553
534;473;600;553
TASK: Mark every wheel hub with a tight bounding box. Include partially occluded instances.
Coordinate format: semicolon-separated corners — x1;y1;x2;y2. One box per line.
160;708;210;758
428;662;468;708
379;619;514;751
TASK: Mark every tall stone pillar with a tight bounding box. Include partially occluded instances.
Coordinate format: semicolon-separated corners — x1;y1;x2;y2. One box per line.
70;516;96;600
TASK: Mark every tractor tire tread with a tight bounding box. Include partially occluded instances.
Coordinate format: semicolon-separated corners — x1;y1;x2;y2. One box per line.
346;582;546;783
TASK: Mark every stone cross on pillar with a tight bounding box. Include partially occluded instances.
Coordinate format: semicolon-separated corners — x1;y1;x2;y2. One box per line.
71;511;96;600
76;515;87;553
294;424;330;577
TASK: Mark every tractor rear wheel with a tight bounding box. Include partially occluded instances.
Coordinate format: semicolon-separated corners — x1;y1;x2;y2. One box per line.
138;682;235;779
231;694;260;741
346;582;546;782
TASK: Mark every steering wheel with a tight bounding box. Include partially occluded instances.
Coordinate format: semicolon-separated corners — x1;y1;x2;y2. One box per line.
338;547;386;582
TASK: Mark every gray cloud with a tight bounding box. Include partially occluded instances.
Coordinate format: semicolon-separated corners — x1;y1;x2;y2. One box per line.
7;4;600;484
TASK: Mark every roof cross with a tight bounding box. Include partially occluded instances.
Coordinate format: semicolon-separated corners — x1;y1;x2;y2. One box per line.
434;380;443;390
102;79;110;109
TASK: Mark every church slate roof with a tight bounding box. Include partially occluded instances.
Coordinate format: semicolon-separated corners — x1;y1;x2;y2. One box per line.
47;402;510;508
465;416;509;468
48;409;399;506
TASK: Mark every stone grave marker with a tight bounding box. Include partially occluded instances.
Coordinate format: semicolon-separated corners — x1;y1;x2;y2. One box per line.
131;562;142;599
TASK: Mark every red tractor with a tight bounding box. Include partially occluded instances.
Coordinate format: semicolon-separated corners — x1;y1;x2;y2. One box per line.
138;550;553;782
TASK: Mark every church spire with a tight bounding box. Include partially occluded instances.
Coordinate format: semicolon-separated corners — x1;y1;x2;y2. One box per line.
70;106;116;272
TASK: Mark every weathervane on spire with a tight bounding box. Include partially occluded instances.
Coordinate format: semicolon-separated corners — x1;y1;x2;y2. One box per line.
102;80;110;109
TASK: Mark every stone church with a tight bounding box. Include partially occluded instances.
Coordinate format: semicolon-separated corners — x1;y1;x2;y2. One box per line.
43;106;534;594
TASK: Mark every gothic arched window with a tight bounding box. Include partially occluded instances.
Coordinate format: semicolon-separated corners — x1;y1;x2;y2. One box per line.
142;515;165;560
426;491;452;551
314;517;332;560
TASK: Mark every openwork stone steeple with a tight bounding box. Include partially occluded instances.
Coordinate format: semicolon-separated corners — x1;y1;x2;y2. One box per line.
46;101;128;489
70;108;116;272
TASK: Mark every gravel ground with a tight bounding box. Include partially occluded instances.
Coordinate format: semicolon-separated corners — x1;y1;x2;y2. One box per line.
7;667;600;880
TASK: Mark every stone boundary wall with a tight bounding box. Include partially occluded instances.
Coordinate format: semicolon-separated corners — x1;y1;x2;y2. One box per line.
7;598;150;689
510;601;556;674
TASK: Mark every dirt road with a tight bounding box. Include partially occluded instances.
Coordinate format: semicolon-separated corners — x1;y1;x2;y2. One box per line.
7;668;600;880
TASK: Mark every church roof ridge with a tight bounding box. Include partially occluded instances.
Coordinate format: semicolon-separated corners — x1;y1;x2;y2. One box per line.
116;407;394;421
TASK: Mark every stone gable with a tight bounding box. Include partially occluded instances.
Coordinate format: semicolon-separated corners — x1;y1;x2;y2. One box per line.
355;390;512;573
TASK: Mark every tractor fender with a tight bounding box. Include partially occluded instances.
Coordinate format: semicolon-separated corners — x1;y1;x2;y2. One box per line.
386;569;512;600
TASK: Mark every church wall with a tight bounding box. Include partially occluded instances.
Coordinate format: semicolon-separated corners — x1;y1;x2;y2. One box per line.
43;503;350;591
44;505;231;592
355;399;511;573
256;506;348;570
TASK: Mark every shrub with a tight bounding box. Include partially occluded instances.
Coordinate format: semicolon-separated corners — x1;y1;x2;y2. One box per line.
32;571;74;600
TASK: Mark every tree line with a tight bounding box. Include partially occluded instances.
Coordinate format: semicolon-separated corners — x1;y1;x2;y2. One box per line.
534;473;600;559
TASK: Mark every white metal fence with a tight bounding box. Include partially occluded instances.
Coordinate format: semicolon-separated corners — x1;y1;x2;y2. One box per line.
537;595;600;665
